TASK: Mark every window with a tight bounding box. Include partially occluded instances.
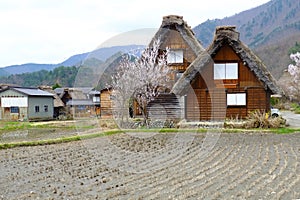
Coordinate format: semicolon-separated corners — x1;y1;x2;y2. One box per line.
227;93;246;106
44;105;48;112
35;106;40;113
93;96;100;103
167;49;183;64
214;63;238;79
10;107;19;113
78;105;85;111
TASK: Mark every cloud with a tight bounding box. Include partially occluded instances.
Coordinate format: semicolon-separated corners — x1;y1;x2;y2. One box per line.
0;0;270;67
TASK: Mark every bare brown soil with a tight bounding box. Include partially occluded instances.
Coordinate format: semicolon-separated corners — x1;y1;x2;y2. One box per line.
0;132;299;199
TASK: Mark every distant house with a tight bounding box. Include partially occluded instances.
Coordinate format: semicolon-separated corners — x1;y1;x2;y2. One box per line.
0;86;54;121
172;26;282;120
39;86;65;118
55;87;100;117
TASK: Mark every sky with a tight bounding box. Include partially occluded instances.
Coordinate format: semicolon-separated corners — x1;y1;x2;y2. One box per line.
0;0;270;67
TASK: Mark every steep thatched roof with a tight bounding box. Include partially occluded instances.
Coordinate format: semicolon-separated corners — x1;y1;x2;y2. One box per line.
149;15;204;55
172;26;283;96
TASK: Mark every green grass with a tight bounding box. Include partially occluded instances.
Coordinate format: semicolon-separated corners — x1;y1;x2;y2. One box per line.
272;127;300;134
0;122;29;132
0;121;93;134
1;125;299;150
0;129;123;150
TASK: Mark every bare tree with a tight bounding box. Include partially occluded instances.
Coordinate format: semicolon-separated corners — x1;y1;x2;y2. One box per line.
287;52;300;101
109;39;170;126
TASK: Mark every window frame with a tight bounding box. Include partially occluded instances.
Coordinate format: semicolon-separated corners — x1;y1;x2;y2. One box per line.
214;62;238;80
10;106;19;113
93;96;100;103
44;105;48;112
35;106;40;113
167;49;184;64
227;93;246;106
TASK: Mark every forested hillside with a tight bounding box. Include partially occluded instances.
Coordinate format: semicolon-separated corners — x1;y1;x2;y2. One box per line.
193;0;300;78
0;53;124;88
0;66;78;87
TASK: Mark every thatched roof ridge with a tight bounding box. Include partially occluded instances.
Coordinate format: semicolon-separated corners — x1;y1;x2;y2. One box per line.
149;15;204;55
172;26;283;96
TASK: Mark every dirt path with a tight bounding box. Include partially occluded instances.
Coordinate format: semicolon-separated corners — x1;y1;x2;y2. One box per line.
0;132;299;199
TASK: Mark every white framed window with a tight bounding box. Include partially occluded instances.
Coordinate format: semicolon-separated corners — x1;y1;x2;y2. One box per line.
167;49;183;64
227;93;246;106
214;63;238;79
93;96;100;103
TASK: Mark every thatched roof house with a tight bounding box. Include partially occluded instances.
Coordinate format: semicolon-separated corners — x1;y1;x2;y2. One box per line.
172;26;282;96
168;25;283;120
130;15;205;119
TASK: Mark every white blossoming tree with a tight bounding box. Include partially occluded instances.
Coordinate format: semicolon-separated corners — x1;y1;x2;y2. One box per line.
109;39;170;127
287;52;300;101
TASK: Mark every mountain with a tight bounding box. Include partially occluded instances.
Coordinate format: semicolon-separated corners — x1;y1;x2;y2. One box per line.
0;68;10;77
193;0;300;78
0;45;145;76
0;51;141;88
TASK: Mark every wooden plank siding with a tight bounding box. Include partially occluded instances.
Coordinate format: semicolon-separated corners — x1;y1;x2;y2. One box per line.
160;27;197;73
186;88;270;120
147;93;181;120
100;89;113;118
158;28;198;88
186;89;226;121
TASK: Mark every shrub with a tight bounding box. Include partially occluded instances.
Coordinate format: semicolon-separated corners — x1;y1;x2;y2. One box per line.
291;102;300;114
244;110;286;128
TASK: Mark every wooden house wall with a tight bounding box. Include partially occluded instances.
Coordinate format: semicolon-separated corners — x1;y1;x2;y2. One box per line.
133;100;142;116
100;90;113;118
186;43;270;120
161;29;197;73
68;105;99;118
159;28;198;86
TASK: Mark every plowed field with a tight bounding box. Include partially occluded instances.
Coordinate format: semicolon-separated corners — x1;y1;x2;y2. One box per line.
0;132;299;199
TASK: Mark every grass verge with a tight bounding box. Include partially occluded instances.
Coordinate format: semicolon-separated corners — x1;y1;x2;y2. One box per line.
272;127;300;134
0;130;123;150
1;127;299;150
